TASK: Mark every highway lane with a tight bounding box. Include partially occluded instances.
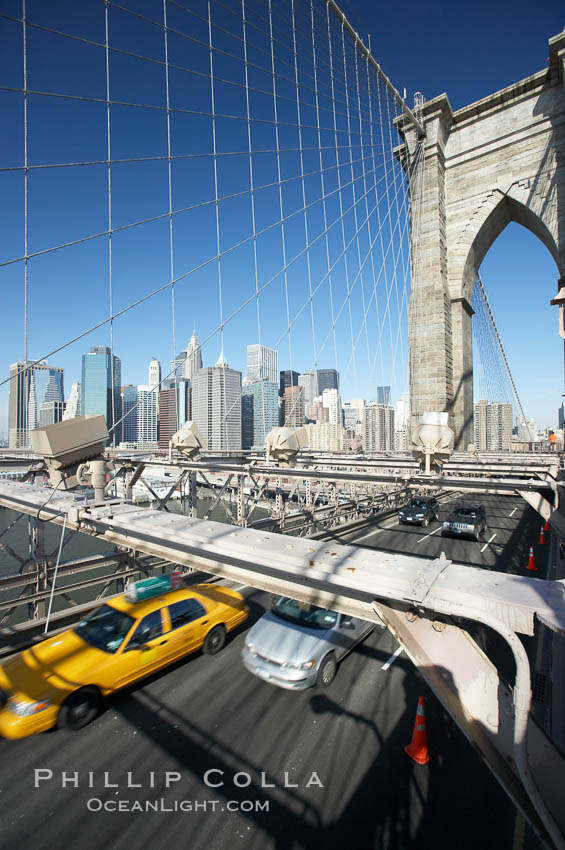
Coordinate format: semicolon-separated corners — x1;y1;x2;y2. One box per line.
0;588;518;850
0;493;547;850
339;493;544;575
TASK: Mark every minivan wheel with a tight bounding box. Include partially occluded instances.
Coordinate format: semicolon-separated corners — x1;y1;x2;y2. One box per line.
58;687;101;731
317;654;337;688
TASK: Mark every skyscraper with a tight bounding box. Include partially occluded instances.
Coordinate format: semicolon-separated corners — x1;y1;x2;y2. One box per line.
242;381;279;449
184;330;203;380
192;350;242;450
39;400;65;428
282;385;305;428
62;382;81;421
148;358;161;390
298;372;315;407
395;392;410;451
121;385;138;444
247;344;278;383
9;361;64;448
279;370;300;397
376;386;391;406
315;368;339;395
474;400;513;450
81;346;122;445
158;379;191;450
362;404;395;452
322;388;341;425
137;386;159;447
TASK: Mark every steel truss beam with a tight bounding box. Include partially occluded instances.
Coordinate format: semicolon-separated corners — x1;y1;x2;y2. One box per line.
0;479;564;846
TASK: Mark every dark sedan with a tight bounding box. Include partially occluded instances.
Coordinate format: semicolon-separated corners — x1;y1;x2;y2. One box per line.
398;496;439;527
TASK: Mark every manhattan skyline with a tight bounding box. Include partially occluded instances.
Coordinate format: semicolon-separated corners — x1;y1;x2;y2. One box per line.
0;0;563;437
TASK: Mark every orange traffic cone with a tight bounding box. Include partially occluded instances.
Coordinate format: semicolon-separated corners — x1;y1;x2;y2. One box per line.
526;546;538;572
543;520;550;533
538;526;546;545
405;696;432;764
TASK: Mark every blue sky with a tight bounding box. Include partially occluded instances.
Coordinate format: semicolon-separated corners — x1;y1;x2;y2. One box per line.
0;0;563;436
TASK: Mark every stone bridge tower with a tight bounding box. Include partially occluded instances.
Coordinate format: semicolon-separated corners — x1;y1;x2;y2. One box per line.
400;32;565;448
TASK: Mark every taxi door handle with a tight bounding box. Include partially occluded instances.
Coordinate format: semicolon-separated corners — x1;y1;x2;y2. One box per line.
159;640;168;645
202;620;208;625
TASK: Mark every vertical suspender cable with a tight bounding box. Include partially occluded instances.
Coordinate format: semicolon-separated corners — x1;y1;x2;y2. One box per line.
22;0;29;447
208;1;227;449
163;0;178;434
268;0;294;427
328;17;353;385
291;0;318;379
241;0;265;448
104;1;116;447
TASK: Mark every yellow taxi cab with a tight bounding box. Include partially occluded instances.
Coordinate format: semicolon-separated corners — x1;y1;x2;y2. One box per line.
0;573;248;739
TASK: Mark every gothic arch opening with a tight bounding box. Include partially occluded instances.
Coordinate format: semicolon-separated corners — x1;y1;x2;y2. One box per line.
461;195;561;303
470;217;561;437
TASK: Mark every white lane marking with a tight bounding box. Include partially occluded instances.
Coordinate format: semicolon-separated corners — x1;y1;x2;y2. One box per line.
480;533;497;553
353;528;384;543
381;645;404;671
509;508;517;517
416;526;442;543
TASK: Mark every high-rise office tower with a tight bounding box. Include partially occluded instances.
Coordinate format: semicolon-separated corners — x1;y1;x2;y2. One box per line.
322;388;341;425
282;385;305;428
362;404;395;452
279;370;300;397
9;361;64;448
242;381;279;449
474;400;513;450
192;350;242;450
81;346;122;445
148;358;161;390
158;380;191;450
170;350;186;382
39;400;65;428
62;382;81;421
315;368;339;395
247;344;278;383
298;372;315;407
121;385;138;444
342;401;364;435
376;386;391;406
395;392;411;451
137;386;159;447
170;330;203;382
184;330;203;380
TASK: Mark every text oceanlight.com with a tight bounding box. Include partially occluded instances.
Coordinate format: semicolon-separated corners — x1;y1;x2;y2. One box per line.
86;799;270;813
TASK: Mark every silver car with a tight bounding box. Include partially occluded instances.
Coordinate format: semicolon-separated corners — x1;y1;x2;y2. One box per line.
242;597;375;690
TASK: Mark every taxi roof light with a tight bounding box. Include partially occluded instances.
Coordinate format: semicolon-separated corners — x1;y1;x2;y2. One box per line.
125;571;183;604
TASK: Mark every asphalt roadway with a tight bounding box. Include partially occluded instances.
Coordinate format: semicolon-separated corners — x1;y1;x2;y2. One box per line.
0;493;551;850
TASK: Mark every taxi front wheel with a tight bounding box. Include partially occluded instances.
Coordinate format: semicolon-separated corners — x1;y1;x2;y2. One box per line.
57;687;102;731
203;625;226;655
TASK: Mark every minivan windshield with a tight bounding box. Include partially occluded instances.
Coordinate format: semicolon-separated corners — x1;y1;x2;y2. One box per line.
271;598;338;630
74;604;135;654
410;499;428;508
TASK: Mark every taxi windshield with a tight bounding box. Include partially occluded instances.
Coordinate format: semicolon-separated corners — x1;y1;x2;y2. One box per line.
272;597;338;630
74;605;135;654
